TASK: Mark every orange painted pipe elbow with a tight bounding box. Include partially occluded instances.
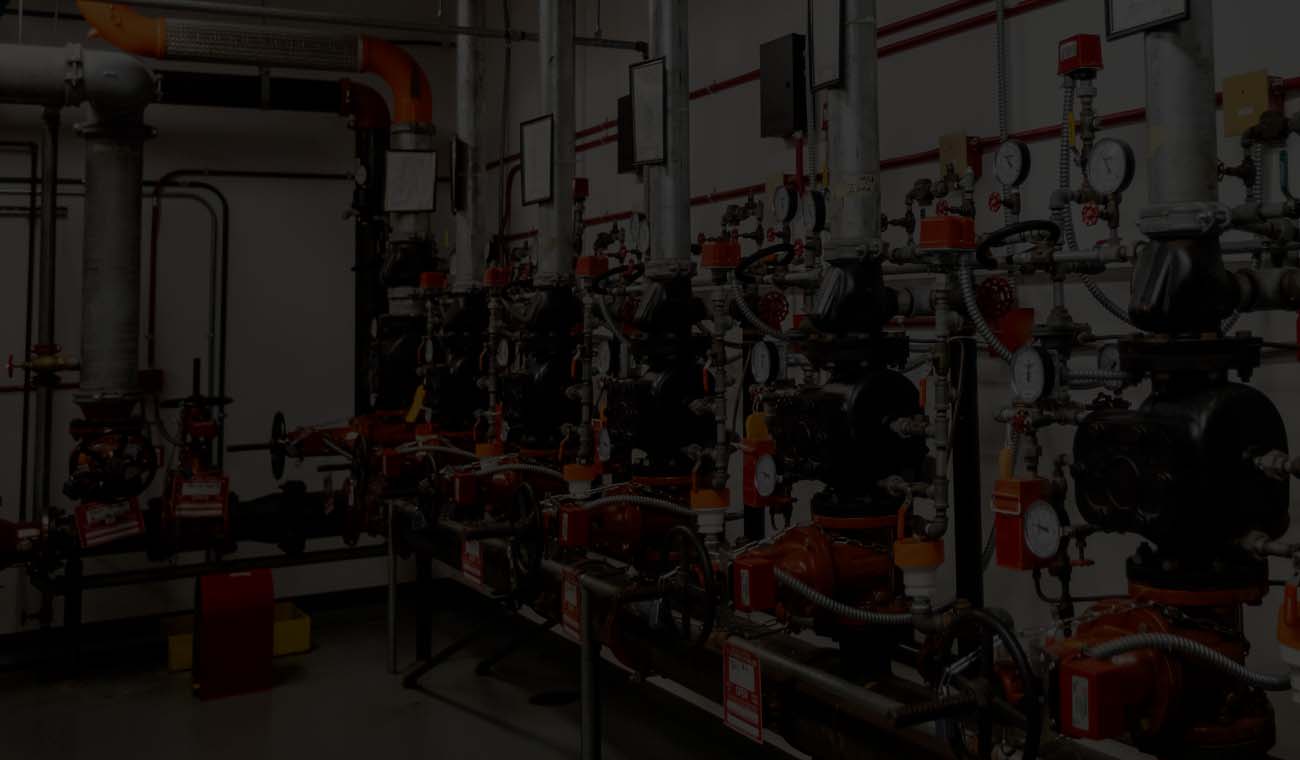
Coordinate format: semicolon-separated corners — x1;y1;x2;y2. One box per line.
77;0;167;58
340;79;391;132
360;36;432;126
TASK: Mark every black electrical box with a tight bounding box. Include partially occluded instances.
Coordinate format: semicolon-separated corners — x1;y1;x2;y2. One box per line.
760;34;808;139
617;94;636;174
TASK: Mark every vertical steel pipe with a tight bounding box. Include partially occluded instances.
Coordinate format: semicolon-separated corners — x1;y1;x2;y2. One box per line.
646;0;691;275
1144;0;1218;207
76;124;150;414
454;0;486;291
536;0;576;286
826;0;880;262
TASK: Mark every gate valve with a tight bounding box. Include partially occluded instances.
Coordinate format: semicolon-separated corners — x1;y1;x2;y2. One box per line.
988;192;1003;214
1082;203;1102;227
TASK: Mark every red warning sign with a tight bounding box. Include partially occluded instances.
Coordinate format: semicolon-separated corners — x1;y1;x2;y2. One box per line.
462;539;484;587
723;642;763;743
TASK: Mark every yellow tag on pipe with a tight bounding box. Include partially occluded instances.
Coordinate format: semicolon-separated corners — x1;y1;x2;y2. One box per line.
406;385;427;424
1068;113;1077;148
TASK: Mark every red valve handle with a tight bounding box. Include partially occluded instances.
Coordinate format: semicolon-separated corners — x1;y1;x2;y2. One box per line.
697;233;707;245
1082;204;1101;227
794;239;806;257
6;354;14;379
936;199;952;216
766;228;778;243
988;193;1002;213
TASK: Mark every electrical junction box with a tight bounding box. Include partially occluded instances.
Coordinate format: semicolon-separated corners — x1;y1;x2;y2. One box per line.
1058;34;1103;77
760;34;808;139
1223;70;1273;138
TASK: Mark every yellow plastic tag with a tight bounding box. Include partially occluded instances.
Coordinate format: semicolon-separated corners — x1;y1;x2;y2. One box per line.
406;386;427;424
1068;113;1077;148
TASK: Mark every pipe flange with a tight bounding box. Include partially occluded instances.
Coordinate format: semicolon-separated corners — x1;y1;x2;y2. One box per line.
1137;202;1231;239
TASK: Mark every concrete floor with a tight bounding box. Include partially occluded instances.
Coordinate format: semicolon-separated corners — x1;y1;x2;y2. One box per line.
0;583;794;760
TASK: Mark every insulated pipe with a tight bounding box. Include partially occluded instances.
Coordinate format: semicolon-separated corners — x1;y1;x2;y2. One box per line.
1144;0;1218;207
825;0;881;263
453;0;485;291
76;1;432;125
646;0;692;277
536;0;576;287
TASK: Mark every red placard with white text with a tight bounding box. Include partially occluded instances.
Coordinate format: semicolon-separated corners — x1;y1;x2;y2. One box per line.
562;570;582;639
462;539;484;587
723;642;763;743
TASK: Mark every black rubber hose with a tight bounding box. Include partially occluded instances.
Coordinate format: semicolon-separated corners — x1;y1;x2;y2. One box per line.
975;220;1061;268
591;262;644;294
736;243;797;280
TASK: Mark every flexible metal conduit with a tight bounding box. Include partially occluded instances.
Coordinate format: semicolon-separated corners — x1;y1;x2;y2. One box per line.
474;464;566;481
579;494;695;518
1086;634;1292;691
958;263;1014;362
774;568;914;625
77;1;432;125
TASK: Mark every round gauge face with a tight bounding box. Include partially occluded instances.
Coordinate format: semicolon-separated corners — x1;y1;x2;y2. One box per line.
773;186;798;224
1010;347;1054;404
1087;138;1136;195
800;191;825;233
1098;343;1121;374
749;343;780;385
627;214;651;253
592;339;613;376
1024;500;1063;560
994;140;1031;188
495;338;511;370
422;339;437;365
754;454;778;498
597;428;613;463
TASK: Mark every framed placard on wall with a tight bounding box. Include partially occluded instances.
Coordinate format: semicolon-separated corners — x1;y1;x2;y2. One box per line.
809;0;843;91
520;115;555;206
630;58;667;166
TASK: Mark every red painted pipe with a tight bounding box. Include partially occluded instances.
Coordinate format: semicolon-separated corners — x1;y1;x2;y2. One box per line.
879;0;1064;58
878;0;988;38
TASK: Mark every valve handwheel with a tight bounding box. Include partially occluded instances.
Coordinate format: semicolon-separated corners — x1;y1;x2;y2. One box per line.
657;525;716;647
1082;203;1101;227
902;609;1043;760
976;277;1017;322
509;483;545;587
758;291;790;331
988;193;1002;214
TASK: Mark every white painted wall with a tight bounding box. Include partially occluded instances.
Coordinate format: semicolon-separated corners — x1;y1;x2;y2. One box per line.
0;1;1298;754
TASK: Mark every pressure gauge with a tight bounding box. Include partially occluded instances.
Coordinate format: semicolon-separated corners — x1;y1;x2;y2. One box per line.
1086;138;1136;195
753;454;778;498
1024;500;1064;560
627;213;651;252
773;185;798;224
1010;347;1056;404
495;338;512;370
800;190;828;233
592;338;613;376
749;342;784;385
597;427;613;463
994;140;1032;188
422;338;437;364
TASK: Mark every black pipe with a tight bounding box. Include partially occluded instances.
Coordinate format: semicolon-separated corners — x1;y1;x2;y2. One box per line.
0;140;38;521
951;336;983;609
32;110;58;526
353;126;389;416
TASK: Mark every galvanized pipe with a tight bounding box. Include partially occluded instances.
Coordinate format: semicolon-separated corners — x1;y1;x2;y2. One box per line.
825;0;880;262
580;581;603;760
77;127;150;411
1144;0;1218;207
536;0;576;287
646;0;691;275
453;0;485;291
